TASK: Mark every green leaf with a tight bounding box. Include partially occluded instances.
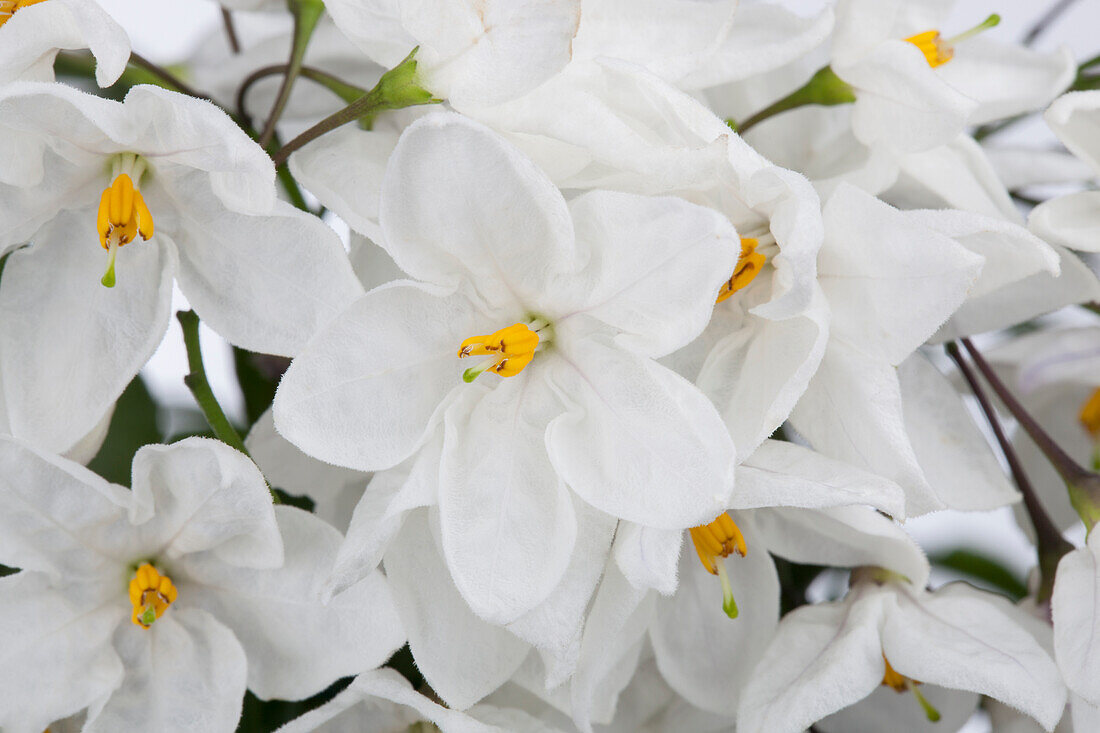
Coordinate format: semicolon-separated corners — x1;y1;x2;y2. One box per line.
930;549;1028;601
236;678;352;733
87;375;161;486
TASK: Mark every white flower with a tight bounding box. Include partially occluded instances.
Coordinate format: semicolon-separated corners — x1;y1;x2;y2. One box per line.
0;81;362;455
0;0;130;87
322;0;581;108
737;575;1066;733
1031;91;1100;254
789;183;1057;516
275;112;739;625
0;436;404;733
1052;530;1100;712
830;0;1073;153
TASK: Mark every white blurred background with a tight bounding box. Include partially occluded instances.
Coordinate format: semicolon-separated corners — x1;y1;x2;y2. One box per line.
84;1;1100;729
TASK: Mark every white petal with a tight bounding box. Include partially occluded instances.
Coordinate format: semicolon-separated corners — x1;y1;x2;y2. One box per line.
934;244;1100;342
245;409;368;532
323;433;442;601
681;3;833;88
408;0;581;107
546;341;735;529
0;573;124;733
614;522;683;597
897;352;1019;512
182;506;404;700
571;0;737;83
736;589;888;733
278;668;506;733
650;518;779;716
0;211;174;454
379;112;575;312
1053;533;1100;707
274;282;481;472
84;609;247;733
560;190;740;357
0;436;131;580
884;583;1066;730
790;340;941;516
818;684;979;733
904;207;1059;299
939;41;1074;125
129;438;283;569
1045;91;1100;173
750;505;931;589
172;196;364;357
1030;191;1100;254
439;369;576;624
696;282;830;457
287;125;399;244
819;184;982;365
506;498;616;686
323;0;415;70
384;510;529;710
893;135;1019;222
842;41;977;153
349;232;406;291
734;439;906;517
0;0;130;87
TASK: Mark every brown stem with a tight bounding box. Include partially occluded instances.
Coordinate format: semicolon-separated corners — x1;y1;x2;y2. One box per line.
946;343;1071;603
221;8;242;54
128;52;210;101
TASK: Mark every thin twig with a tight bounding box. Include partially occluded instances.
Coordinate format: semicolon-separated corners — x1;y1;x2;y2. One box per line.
946;343;1071;603
128;52;210;101
221;8;241;54
1023;0;1080;46
236;63;366;124
258;0;324;147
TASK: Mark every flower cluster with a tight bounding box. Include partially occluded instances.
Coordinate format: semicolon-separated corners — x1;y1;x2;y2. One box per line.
1;0;1100;731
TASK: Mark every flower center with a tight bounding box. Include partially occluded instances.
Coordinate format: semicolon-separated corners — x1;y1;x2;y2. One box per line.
716;238;765;304
689;512;746;619
128;563;177;629
881;655;941;722
0;0;47;27
904;14;1000;68
97;153;154;288
457;318;548;383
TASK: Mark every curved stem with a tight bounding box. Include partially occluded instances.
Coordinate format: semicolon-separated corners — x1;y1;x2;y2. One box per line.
946;343;1071;604
258;0;324;147
736;65;855;135
237;63;367;123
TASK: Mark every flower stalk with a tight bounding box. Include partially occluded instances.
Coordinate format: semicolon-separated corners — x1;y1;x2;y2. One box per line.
258;0;325;147
733;65;856;135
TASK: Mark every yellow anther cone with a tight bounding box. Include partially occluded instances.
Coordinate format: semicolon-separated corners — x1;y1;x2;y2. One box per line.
1080;387;1100;439
689;513;747;619
458;322;540;382
716;238;765;304
96;173;154;288
129;563;178;629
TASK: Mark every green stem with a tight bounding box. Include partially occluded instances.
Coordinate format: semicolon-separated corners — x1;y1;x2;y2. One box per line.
258;0;325;147
177;311;280;503
237;63;368;123
736;65;856;135
946;342;1072;604
271;47;440;166
177;312;248;453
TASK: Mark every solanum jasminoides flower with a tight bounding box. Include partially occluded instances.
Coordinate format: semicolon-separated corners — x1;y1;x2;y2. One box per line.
737;572;1066;733
275;112;739;625
0;81;363;456
0;437;404;733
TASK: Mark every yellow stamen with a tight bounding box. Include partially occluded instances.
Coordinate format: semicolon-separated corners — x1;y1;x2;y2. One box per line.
689;513;747;619
0;0;48;27
1080;387;1100;440
96;173;154;288
716;238;765;304
881;655;941;722
905;14;1000;68
128;563;178;629
458;322;540;382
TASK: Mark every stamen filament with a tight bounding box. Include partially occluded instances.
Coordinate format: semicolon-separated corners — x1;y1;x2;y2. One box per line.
943;14;1000;45
908;681;942;722
716;559;739;619
101;239;118;288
